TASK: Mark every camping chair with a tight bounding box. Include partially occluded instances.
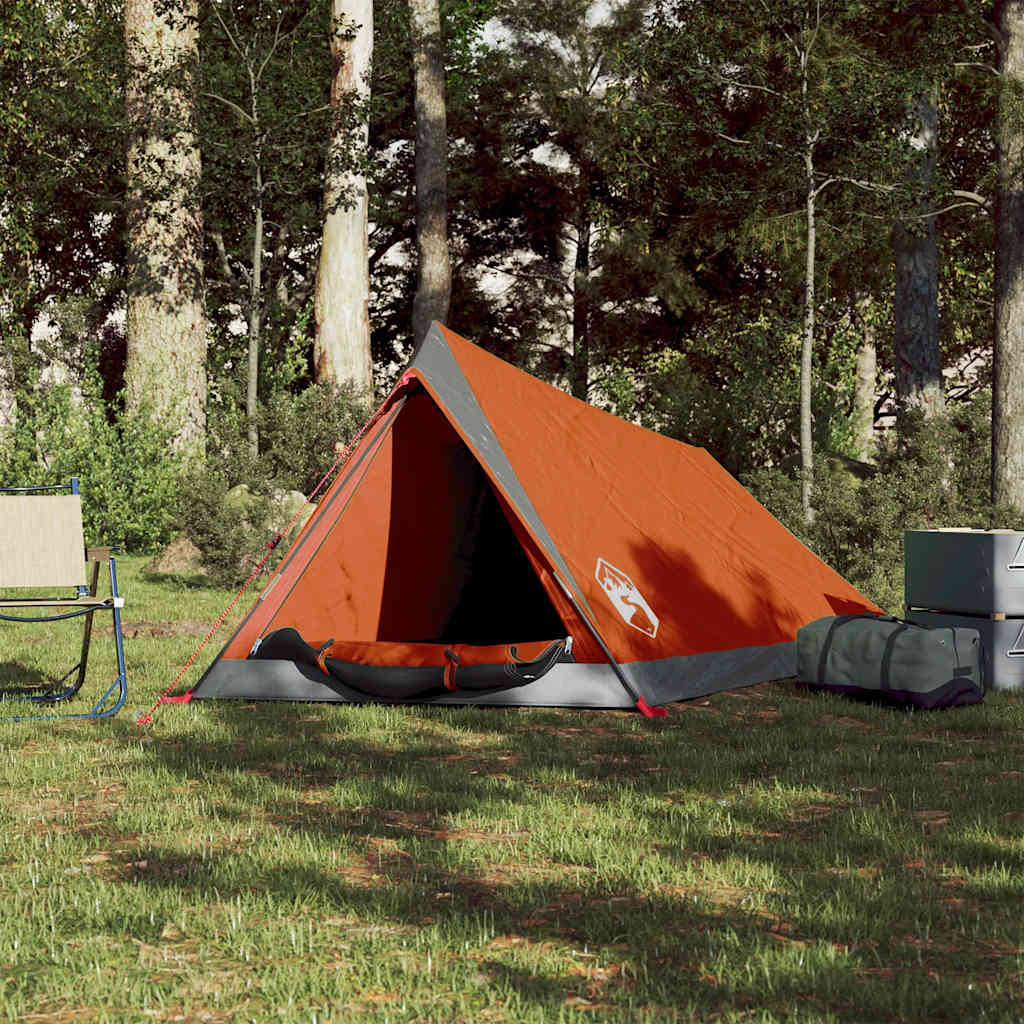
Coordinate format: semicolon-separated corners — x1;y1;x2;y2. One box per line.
0;479;127;720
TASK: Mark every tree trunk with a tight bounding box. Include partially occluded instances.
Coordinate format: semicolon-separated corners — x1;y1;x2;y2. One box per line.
801;146;816;525
124;0;207;451
994;0;1024;510
409;0;451;348
248;161;263;459
893;93;943;426
571;212;591;401
852;297;877;465
314;0;373;393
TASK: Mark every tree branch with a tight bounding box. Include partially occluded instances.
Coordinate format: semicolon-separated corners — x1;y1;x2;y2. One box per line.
716;131;785;150
716;76;785;99
953;61;1000;75
368;223;413;272
819;176;899;200
202;91;254;125
477;260;573;294
210;229;246;286
956;0;1007;57
212;5;246;62
256;11;287;86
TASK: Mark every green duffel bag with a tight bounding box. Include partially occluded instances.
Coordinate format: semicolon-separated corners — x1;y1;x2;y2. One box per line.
796;614;984;709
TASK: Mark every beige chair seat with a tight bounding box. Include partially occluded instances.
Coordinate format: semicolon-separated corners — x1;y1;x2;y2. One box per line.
0;481;127;720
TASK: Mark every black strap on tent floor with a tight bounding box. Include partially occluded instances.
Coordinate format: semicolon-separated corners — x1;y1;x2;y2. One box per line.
250;627;572;701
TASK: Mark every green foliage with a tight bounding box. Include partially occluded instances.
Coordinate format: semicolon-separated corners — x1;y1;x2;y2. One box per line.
746;395;1024;612
179;381;370;584
0;0;125;345
204;380;370;496
0;371;184;553
256;382;369;495
597;303;862;479
176;467;276;587
199;0;336;386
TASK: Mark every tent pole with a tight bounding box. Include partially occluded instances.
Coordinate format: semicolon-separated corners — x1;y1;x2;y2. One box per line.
553;575;667;718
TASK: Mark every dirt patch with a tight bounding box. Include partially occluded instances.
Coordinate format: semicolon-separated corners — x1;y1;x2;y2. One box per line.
819;714;872;730
97;620;213;639
913;809;951;832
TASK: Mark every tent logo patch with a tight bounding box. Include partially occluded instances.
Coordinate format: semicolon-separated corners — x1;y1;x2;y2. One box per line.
595;558;659;639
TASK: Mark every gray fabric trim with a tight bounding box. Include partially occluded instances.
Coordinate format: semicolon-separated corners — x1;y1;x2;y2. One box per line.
411;325;595;620
192;641;796;709
194;658;637;709
621;641;797;705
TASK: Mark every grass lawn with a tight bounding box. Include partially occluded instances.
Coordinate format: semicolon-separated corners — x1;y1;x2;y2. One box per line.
0;555;1022;1022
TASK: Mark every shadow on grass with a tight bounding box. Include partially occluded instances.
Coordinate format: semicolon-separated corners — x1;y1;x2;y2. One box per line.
99;693;1024;1021
0;660;61;702
138;568;226;590
0;661;48;687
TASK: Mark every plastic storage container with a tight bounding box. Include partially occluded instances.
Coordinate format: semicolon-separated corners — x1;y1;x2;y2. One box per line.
905;610;1024;692
904;529;1024;616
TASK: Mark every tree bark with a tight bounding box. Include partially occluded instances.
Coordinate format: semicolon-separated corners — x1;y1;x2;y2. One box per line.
994;0;1024;510
802;143;816;525
893;93;943;426
409;0;451;348
571;212;591;401
248;159;263;459
852;297;877;465
314;0;373;393
124;0;207;450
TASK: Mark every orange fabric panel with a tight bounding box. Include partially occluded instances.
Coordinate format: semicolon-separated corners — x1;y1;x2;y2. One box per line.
319;637;563;667
219;414;397;660
221;390;507;659
430;325;877;662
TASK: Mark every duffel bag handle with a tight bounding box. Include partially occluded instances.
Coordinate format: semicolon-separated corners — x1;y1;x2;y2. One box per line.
817;613;902;686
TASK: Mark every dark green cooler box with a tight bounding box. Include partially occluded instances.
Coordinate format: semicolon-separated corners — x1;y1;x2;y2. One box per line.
904;528;1024;691
904;529;1024;615
797;614;984;709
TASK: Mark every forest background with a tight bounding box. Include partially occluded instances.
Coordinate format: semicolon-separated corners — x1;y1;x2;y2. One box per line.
3;0;1024;614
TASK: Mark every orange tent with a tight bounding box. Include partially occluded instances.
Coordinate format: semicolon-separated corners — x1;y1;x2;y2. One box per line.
192;323;876;715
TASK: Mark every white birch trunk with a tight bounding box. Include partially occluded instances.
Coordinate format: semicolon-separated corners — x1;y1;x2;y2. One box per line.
314;0;373;394
802;146;816;526
799;28;817;527
894;93;943;424
852;298;878;465
248;164;263;458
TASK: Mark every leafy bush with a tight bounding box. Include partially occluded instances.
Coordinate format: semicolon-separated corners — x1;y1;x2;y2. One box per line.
179;381;370;584
0;371;185;552
257;381;369;495
745;395;1024;613
597;307;860;480
176;469;277;587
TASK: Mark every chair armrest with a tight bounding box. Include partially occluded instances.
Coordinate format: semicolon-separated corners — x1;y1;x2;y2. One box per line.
85;547;112;562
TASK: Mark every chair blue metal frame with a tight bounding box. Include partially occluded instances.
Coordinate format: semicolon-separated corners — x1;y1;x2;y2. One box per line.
0;479;128;720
